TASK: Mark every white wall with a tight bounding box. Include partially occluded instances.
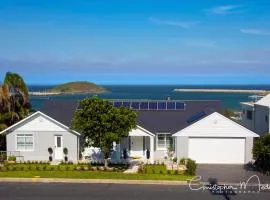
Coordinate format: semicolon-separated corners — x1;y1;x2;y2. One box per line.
254;105;269;135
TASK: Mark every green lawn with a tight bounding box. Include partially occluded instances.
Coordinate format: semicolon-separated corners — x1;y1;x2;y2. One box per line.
0;171;192;181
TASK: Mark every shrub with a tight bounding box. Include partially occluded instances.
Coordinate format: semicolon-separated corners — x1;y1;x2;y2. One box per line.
66;166;70;171
20;166;24;171
57;165;61;171
7;156;16;162
167;170;171;175
43;165;47;171
50;167;54;171
12;166;17;171
6;166;9;171
36;166;40;171
179;157;186;165
28;166;32;171
152;169;155;174
186;159;197;175
159;170;163;174
174;170;179;175
173;157;177;163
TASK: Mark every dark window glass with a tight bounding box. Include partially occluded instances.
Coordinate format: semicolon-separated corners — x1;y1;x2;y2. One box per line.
57;137;61;147
247;110;253;120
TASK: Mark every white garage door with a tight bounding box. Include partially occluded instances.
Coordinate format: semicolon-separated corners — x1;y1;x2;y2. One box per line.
188;138;245;164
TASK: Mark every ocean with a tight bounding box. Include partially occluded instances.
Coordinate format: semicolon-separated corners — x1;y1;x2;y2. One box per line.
28;85;270;111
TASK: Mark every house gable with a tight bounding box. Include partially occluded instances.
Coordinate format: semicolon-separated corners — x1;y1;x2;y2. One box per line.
0;111;80;136
173;112;259;138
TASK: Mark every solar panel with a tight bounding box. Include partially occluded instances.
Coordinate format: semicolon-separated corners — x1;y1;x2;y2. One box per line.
140;102;149;110
167;102;176;110
149;102;158;110
187;111;206;123
114;101;122;107
123;102;131;108
176;102;185;110
131;102;140;109
158;102;166;110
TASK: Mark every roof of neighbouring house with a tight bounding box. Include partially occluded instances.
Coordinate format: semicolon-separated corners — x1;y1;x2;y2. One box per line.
40;99;223;134
255;94;270;107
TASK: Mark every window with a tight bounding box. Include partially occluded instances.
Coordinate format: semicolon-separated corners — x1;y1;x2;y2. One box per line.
266;115;269;122
16;134;34;151
246;110;253;120
157;134;173;150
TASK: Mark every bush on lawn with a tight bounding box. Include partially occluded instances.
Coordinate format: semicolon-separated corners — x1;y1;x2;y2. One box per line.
186;159;197;175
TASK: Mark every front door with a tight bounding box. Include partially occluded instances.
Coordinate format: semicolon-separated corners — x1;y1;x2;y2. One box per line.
130;137;143;158
54;135;63;160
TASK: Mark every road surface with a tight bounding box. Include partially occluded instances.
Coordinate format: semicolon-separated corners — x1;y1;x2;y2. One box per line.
0;182;269;200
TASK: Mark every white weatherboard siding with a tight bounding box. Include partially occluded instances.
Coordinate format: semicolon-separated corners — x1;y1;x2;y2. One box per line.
188;138;245;164
3;112;80;162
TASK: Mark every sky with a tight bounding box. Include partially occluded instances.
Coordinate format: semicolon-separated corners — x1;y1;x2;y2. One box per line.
0;0;270;85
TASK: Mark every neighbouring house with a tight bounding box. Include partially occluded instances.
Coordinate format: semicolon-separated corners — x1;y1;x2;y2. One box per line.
241;94;270;135
0;99;259;164
0;111;80;162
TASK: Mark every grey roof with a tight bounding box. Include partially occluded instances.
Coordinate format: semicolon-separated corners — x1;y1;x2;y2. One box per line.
41;99;223;134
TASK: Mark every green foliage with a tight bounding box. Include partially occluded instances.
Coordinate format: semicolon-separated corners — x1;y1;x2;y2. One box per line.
253;134;270;172
48;147;53;155
63;147;68;155
179;157;186;165
224;109;237;118
0;72;32;151
186;159;197;175
71;97;137;165
7;156;16;161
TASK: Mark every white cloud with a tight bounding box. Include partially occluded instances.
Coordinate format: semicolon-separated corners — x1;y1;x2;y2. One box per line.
205;5;244;15
240;29;270;35
149;17;198;29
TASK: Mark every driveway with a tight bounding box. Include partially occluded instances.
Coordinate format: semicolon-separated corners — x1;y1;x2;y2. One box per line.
196;164;270;184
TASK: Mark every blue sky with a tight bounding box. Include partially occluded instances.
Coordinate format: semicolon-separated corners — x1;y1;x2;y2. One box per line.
0;0;270;85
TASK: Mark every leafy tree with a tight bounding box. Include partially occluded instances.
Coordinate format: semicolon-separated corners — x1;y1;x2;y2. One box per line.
0;72;31;150
71;97;137;167
253;134;270;172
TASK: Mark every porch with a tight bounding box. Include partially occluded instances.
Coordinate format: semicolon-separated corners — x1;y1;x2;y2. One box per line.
120;126;155;163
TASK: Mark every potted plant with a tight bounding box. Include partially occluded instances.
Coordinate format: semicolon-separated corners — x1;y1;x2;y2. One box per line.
63;147;68;162
48;147;53;162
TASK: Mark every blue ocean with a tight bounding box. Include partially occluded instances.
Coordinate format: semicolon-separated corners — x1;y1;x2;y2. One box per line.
28;85;270;111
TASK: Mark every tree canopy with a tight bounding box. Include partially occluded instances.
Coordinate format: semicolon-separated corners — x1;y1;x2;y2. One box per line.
0;72;31;150
253;134;270;172
71;97;137;166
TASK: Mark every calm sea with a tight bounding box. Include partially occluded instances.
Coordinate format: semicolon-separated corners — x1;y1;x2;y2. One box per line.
28;85;270;111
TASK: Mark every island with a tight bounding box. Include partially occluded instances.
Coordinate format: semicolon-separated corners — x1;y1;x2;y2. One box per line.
29;81;108;95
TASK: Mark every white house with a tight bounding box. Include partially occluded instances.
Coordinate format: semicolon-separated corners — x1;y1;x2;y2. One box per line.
0;99;259;164
0;111;80;162
241;94;270;135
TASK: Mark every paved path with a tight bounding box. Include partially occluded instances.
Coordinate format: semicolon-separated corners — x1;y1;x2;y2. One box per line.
0;182;269;200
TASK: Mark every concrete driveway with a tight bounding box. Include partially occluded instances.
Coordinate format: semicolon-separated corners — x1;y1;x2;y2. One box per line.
196;164;270;184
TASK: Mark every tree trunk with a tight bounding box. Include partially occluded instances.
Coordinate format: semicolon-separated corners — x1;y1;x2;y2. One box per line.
104;158;108;168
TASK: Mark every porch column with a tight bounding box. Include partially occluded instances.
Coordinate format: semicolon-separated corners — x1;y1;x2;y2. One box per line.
150;136;154;164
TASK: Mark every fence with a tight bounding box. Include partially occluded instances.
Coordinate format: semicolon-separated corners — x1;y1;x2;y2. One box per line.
0;151;24;163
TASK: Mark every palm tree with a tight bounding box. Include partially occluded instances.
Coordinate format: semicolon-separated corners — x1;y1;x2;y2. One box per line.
0;72;31;130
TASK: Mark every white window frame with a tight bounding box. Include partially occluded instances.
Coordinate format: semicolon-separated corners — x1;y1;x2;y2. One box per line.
16;134;34;151
156;133;173;150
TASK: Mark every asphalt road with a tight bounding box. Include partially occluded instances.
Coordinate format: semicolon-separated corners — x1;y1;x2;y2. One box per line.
0;182;269;200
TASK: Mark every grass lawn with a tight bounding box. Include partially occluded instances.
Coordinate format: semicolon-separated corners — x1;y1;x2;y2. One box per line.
0;171;192;181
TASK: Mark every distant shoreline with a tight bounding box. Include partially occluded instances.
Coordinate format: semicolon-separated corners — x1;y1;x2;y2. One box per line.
173;89;269;94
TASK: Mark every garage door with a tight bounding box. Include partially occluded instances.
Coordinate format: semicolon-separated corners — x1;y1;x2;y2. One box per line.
188;138;245;164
